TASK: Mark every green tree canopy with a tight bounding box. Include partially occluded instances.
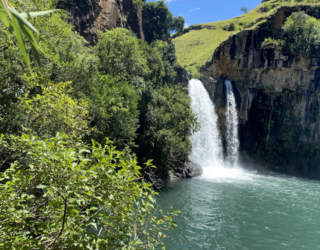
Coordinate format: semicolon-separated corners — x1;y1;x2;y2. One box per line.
143;0;184;43
282;11;320;55
136;86;199;179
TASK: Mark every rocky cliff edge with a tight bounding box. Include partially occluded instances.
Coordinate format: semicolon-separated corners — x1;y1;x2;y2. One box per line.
201;5;320;177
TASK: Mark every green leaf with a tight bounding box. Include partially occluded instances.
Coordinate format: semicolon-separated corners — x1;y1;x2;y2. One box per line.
0;2;10;27
36;184;47;189
18;19;41;68
10;14;30;70
9;7;38;34
19;10;56;19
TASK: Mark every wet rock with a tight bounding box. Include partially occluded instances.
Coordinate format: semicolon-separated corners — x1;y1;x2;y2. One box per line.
184;161;203;178
168;161;203;180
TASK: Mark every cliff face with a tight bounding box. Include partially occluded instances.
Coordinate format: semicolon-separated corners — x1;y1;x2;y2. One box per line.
58;0;145;45
201;5;320;177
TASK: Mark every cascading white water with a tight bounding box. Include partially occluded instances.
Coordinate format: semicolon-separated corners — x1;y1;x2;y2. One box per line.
224;80;240;166
188;79;242;178
188;79;224;169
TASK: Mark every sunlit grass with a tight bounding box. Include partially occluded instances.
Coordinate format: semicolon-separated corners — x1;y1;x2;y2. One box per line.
173;0;320;78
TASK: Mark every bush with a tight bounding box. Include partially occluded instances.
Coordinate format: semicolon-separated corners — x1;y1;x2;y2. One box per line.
136;86;199;178
282;11;320;55
0;134;179;249
261;37;284;49
264;3;272;12
229;23;236;31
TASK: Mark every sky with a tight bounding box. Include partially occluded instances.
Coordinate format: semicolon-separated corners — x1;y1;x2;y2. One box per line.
147;0;262;27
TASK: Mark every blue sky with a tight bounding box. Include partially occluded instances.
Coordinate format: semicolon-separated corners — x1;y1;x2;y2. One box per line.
147;0;262;27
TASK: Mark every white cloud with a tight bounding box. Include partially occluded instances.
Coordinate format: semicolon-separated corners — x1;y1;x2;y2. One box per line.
188;8;200;13
184;23;190;28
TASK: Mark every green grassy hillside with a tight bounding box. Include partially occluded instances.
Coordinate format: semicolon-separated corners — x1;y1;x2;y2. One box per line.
173;0;320;78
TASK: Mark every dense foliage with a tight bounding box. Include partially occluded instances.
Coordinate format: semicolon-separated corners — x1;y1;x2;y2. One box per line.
261;12;320;55
282;11;320;55
0;134;178;249
143;0;185;43
137;86;199;179
0;0;197;248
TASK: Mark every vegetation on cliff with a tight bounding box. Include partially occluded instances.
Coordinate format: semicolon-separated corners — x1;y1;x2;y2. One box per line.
173;0;320;77
0;0;196;248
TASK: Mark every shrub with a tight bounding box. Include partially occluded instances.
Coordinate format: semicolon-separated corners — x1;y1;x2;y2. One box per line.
0;134;179;250
265;3;272;12
223;23;236;31
229;23;236;31
282;11;320;55
261;37;285;49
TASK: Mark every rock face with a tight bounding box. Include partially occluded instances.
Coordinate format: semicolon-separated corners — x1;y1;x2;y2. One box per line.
201;5;320;177
168;161;203;180
58;0;145;44
174;66;193;88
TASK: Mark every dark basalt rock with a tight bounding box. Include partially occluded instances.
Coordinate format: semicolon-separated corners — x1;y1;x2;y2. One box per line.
201;5;320;177
174;66;192;88
58;0;145;45
168;161;203;180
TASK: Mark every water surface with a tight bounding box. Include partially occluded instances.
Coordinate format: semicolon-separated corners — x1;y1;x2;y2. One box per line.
157;169;320;250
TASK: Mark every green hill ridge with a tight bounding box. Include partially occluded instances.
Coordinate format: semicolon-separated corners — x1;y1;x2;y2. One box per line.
173;0;320;78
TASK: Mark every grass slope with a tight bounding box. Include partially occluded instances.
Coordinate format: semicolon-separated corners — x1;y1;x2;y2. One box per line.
173;0;320;78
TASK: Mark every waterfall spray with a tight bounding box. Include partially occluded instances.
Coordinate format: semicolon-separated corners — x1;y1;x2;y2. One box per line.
224;80;240;166
188;79;224;169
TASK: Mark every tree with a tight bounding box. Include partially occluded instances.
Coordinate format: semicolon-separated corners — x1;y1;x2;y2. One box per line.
282;11;320;55
0;1;186;249
136;86;199;179
241;7;248;13
0;134;179;249
89;75;140;149
0;1;99;136
95;28;149;80
143;0;185;43
172;16;185;36
17;80;92;138
0;0;55;70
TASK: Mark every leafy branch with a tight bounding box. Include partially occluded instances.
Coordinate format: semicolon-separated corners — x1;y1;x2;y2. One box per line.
0;0;55;70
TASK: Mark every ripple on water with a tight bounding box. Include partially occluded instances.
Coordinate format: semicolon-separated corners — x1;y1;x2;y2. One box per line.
157;170;320;250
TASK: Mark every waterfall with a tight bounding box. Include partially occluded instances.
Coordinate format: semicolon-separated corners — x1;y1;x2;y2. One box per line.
224;80;240;166
188;79;224;169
